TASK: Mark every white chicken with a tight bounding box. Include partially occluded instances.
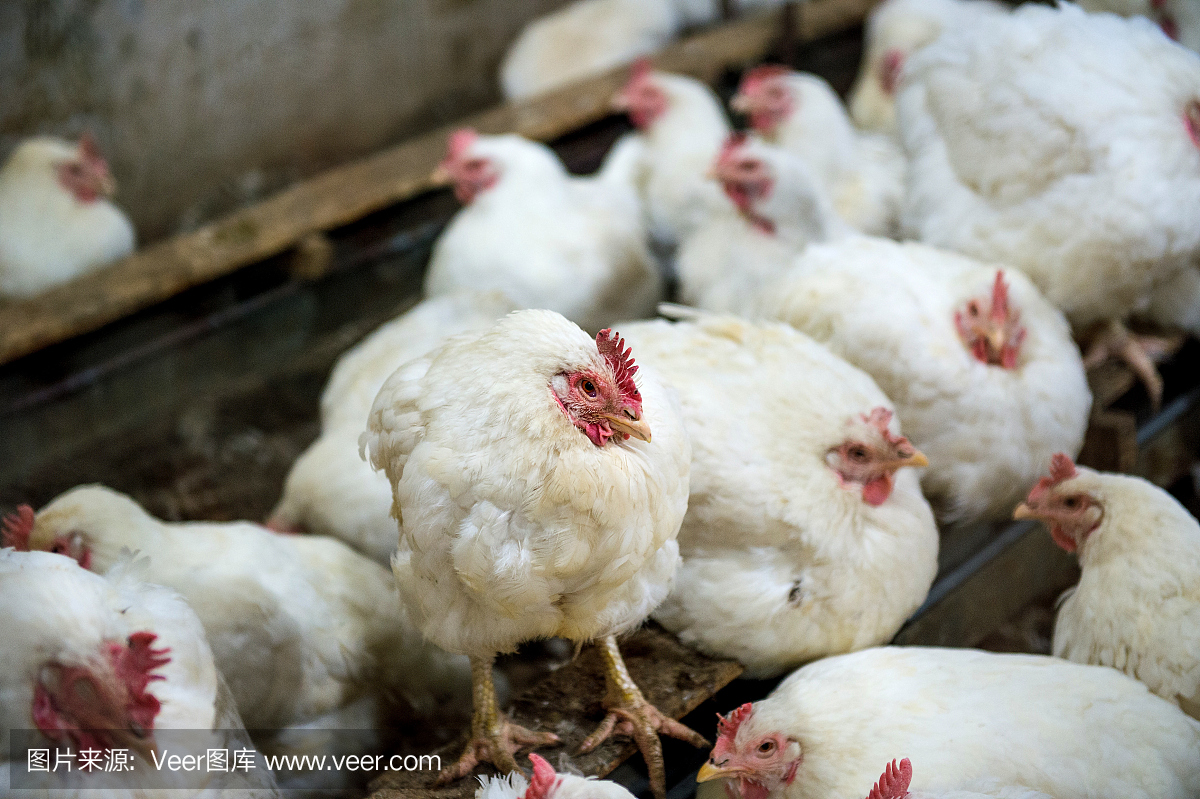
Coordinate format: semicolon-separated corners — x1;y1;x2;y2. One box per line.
733;66;905;237
0;134;135;298
1078;0;1200;53
617;313;936;678
695;646;1200;799
676;134;843;314
475;753;634;799
613;61;732;250
756;237;1091;528
267;291;516;561
3;486;471;749
0;548;277;797
422;129;660;333
500;0;684;101
897;2;1200;405
858;759;1052;799
847;0;1008;134
363;310;701;797
499;0;790;100
1013;453;1200;718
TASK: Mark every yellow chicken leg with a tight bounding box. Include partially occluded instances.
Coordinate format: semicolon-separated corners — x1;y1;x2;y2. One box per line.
437;656;559;784
578;636;709;799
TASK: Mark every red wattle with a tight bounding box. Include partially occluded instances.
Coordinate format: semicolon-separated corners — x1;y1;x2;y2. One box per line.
862;475;894;506
1050;525;1077;553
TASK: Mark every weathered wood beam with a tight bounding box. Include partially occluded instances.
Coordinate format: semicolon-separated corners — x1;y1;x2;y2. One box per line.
0;0;880;368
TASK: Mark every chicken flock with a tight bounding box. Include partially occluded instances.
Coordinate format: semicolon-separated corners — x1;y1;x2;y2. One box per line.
4;2;1200;799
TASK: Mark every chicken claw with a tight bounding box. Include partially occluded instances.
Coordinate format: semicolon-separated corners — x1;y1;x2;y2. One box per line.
579;636;709;799
437;656;559;784
1083;319;1179;410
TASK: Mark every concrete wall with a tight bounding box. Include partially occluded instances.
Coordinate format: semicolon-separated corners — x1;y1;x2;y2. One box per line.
0;0;567;241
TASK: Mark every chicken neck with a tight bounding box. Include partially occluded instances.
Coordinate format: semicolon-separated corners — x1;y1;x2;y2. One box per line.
579;635;709;799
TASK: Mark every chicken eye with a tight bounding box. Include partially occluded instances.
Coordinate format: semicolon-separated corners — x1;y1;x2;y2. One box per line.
848;446;869;462
1063;496;1080;509
580;379;598;397
50;543;65;554
758;740;776;754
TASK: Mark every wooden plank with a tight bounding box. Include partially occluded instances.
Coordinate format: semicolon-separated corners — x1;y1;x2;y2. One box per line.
368;624;742;798
0;0;879;368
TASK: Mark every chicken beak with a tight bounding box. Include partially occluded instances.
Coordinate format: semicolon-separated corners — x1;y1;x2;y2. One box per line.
697;761;738;783
986;329;1008;356
98;172;118;198
1013;502;1036;521
730;92;753;114
897;449;929;469
429;164;453;187
604;412;652;443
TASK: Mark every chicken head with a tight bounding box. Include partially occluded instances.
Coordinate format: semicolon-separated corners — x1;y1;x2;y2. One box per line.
731;65;795;136
55;132;116;204
954;271;1027;369
434;128;499;204
33;631;170;760
551;328;650;447
613;59;668;129
1013;453;1103;553
711;134;776;233
827;407;929;506
696;703;801;799
5;501;95;568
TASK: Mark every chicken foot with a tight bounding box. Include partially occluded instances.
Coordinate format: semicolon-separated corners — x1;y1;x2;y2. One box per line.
436;655;560;784
1083;319;1179;410
578;635;709;799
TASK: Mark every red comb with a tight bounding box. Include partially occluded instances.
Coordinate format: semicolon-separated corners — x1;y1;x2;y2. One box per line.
525;753;558;799
629;57;653;81
740;63;790;93
866;758;912;799
716;702;753;740
880;49;906;95
596;329;641;402
78;131;103;163
862;407;904;445
2;504;34;550
108;632;171;732
1026;452;1078;504
445;128;478;161
989;271;1011;324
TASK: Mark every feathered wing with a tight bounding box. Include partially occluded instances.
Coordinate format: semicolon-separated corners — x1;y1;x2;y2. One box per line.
1051;472;1200;716
898;3;1200;326
619;316;937;677
499;0;681;100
